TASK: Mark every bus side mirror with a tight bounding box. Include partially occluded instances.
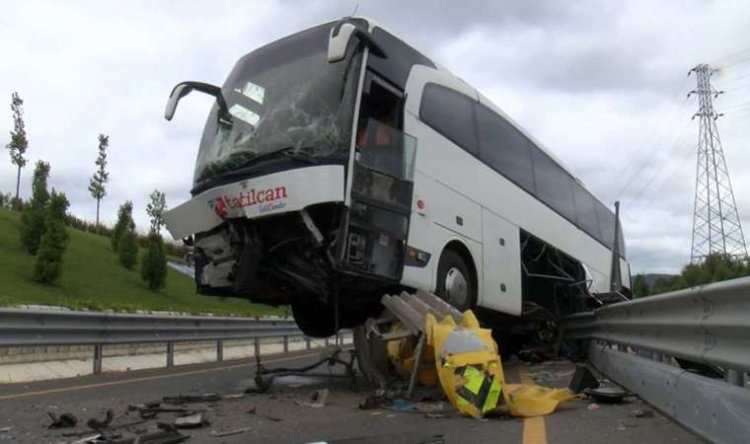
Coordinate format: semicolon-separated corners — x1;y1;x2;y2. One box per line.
328;23;357;63
328;19;386;63
165;83;193;121
164;81;227;121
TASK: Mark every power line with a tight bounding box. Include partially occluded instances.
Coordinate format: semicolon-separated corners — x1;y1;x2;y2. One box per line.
624;127;692;207
615;109;692;202
613;78;692;200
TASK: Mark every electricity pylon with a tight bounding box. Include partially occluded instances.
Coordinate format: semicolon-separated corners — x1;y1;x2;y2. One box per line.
688;64;747;263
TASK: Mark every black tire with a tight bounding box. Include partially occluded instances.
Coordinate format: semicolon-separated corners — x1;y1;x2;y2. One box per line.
435;249;476;312
291;301;336;338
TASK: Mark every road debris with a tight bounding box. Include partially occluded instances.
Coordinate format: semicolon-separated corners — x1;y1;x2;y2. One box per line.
584;386;630;404
127;403;191;420
568;364;599;393
302;433;445;443
163;394;221;405
629;409;655;418
86;409;114;430
245;405;283;422
48;412;78;429
587;403;600;411
173;413;207;429
130;426;190;443
70;434;103;444
211;427;251;438
298;388;330;408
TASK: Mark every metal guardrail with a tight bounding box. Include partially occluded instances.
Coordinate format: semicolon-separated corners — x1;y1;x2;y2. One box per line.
0;309;343;375
562;276;750;444
563;276;750;374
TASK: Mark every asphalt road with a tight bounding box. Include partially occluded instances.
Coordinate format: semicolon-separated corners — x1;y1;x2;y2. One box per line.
0;350;703;443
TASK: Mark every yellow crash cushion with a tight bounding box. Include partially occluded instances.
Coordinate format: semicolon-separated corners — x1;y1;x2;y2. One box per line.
426;311;574;419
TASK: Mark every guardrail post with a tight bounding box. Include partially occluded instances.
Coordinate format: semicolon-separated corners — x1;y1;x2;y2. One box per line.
254;337;260;357
283;335;289;353
93;344;103;375
166;342;174;368
217;339;224;362
726;369;744;386
306;336;311;350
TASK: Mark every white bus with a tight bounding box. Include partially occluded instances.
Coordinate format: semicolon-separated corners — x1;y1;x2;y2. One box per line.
163;17;631;338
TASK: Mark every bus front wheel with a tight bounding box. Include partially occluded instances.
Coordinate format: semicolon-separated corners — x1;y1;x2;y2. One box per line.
291;301;336;338
435;249;476;312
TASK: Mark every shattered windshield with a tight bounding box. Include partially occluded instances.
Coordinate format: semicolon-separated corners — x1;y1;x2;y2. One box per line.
193;23;362;185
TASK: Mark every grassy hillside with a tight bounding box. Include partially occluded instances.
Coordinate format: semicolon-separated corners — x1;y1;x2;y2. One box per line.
0;209;280;316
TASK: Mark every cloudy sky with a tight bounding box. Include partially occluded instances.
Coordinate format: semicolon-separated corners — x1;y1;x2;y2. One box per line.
2;0;750;274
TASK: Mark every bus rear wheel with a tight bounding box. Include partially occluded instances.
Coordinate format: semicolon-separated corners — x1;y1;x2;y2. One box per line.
435;249;476;312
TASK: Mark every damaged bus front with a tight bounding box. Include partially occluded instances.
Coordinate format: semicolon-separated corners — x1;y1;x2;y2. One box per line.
163;19;417;337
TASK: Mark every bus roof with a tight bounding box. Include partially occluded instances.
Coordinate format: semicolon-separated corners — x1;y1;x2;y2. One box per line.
351;16;584;185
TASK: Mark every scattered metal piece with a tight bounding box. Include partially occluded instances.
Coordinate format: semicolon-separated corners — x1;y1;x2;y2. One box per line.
298;388;330;408
173;413;206;429
48;412;78;429
222;393;245;400
587;403;600;411
163;394;221;405
584;386;630;404
70;434;103;444
86;409;114;430
117;427;190;444
127;403;190;420
211;427;251;438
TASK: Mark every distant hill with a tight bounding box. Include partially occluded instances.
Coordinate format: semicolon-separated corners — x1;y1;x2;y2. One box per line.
639;273;677;287
0;208;279;315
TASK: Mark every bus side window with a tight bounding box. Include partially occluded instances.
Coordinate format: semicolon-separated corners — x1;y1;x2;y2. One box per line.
571;181;602;241
419;83;478;154
475;104;535;194
531;147;577;224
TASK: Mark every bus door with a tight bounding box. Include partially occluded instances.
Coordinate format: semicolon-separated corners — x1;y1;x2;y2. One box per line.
342;71;417;281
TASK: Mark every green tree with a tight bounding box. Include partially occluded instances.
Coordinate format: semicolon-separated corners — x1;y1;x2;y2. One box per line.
141;190;168;291
146;189;166;233
118;228;138;269
19;161;50;254
33;191;70;284
6;92;29;209
632;274;650;298
111;200;135;251
88;134;109;230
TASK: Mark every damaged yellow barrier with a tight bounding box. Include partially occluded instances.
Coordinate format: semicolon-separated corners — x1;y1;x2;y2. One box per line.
425;310;574;419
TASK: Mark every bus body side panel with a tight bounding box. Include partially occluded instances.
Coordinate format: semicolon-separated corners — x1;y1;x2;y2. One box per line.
480;209;522;315
400;107;483;295
404;65;615;299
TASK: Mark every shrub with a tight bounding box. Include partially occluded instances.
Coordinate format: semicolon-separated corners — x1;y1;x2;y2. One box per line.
141;232;167;291
118;229;138;269
111;200;135;251
33;191;69;284
19;161;50;254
